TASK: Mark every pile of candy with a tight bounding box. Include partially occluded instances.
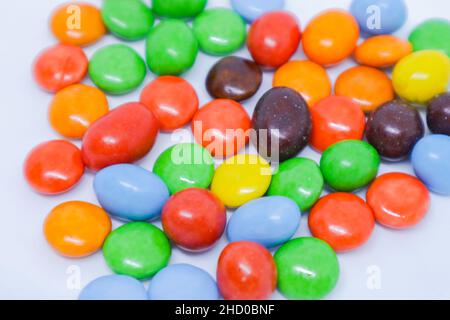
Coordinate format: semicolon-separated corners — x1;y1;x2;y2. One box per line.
25;0;450;300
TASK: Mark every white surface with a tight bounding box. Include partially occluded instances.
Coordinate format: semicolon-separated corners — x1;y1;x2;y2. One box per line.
0;0;449;300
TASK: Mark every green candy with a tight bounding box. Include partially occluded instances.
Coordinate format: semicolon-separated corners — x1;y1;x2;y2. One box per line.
274;237;339;300
320;140;380;192
102;0;154;41
103;222;171;279
89;44;146;95
146;20;198;75
153;143;215;195
409;19;450;57
152;0;207;19
193;8;246;55
268;158;323;212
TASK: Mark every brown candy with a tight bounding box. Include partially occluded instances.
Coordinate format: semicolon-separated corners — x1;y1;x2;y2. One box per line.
427;93;450;136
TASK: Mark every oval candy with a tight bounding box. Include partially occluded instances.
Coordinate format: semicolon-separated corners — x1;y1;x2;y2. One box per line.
79;275;147;300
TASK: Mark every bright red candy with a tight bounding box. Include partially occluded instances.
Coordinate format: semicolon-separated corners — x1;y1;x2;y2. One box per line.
217;241;277;300
82;102;159;171
33;44;88;93
162;188;226;251
310;96;366;152
24;140;84;195
247;11;301;69
309;193;375;252
367;173;430;229
140;76;199;131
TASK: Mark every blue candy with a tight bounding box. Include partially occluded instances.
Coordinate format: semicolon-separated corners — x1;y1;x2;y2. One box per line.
412;134;450;195
79;275;147;300
227;196;301;248
148;264;219;300
94;164;170;221
350;0;407;35
231;0;285;22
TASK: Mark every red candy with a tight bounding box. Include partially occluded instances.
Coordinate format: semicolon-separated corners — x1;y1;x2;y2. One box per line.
24;140;84;195
140;76;199;131
309;193;375;252
247;11;301;69
33;44;88;93
162;188;226;251
217;241;277;300
82;102;159;171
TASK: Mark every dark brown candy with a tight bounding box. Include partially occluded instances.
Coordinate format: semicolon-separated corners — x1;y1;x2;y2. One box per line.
427;93;450;136
206;56;263;101
366;100;424;160
251;87;312;162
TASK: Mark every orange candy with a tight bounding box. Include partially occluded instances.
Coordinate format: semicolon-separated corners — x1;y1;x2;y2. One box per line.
302;9;359;66
355;35;413;68
335;66;394;112
50;2;106;46
273;60;332;107
49;84;109;139
44;201;111;258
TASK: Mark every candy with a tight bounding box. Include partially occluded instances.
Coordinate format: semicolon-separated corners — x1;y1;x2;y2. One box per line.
206;56;262;102
252;87;312;162
49;84;109;139
350;0;407;36
273;60;331;107
335;66;394;112
427;93;450;136
161;188;226;251
140;76;199;131
409;19;450;57
310;96;366;152
309;193;375;252
82;102;159;171
412;134;450;195
153;143;214;194
79;275;147;300
193;8;246;55
103;222;171;279
89;44;146;95
367;173;430;229
247;11;301;68
217;241;277;300
231;0;285;22
50;2;106;46
94;164;170;221
192;99;251;158
33;44;88;93
146;20;198;75
227;196;300;248
274;237;339;300
148;264;219;300
101;0;154;41
392;50;450;104
302;10;359;66
44;201;111;257
354;35;412;68
268;158;323;211
320;140;380;192
366;100;424;160
24;140;84;195
211;154;272;208
152;0;207;19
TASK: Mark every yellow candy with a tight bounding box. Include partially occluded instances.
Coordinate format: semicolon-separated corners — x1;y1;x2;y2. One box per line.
392;50;450;104
211;154;272;208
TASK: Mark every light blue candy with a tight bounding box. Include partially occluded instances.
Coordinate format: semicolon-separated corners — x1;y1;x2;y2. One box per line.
412;134;450;196
227;196;301;248
350;0;407;35
231;0;285;22
148;264;219;300
94;164;170;221
79;275;147;300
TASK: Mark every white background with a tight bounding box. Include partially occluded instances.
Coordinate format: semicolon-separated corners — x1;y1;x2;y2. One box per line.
0;0;449;299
